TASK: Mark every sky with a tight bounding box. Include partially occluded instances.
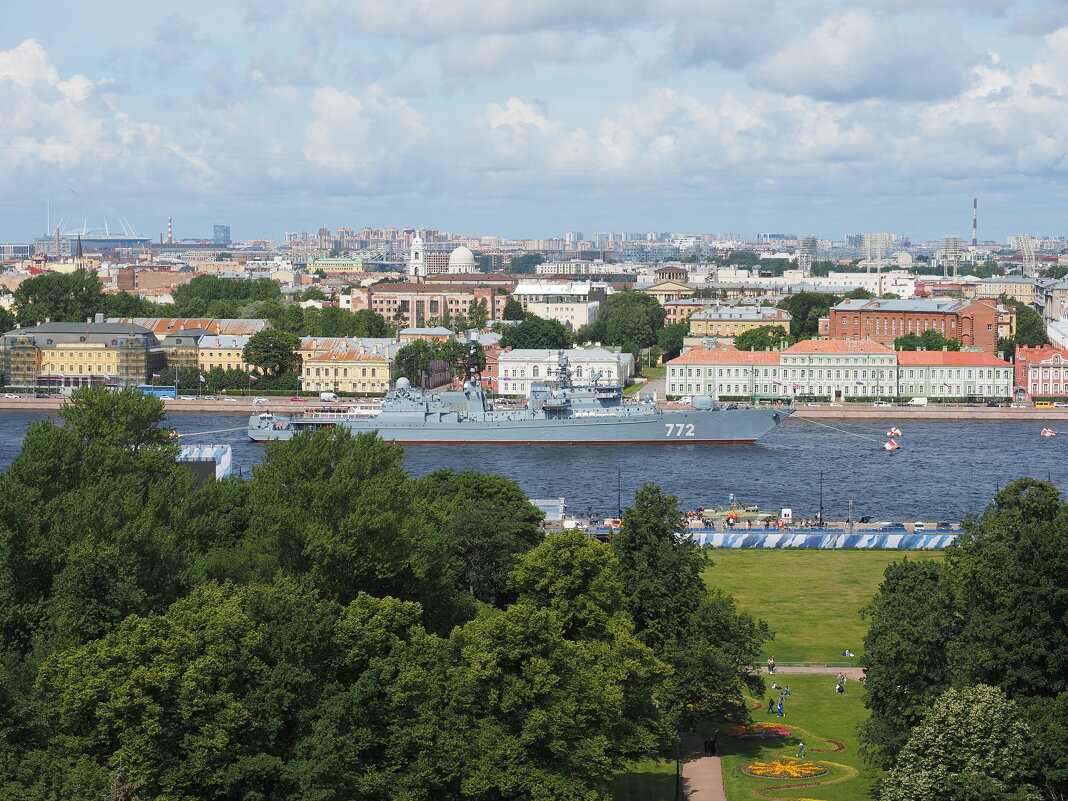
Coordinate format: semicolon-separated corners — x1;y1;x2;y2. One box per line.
3;0;1068;244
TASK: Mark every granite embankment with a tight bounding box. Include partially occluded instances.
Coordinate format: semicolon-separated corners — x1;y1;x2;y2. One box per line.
1;396;1067;421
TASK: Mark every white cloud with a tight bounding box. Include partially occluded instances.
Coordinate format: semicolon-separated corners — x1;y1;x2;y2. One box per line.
858;0;1015;13
752;10;976;101
439;31;586;78
142;15;204;74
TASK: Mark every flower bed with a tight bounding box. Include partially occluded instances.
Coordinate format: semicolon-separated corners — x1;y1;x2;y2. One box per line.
724;722;791;739
744;759;828;779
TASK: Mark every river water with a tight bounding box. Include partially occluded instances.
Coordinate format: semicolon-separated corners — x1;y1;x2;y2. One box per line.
1;410;1063;522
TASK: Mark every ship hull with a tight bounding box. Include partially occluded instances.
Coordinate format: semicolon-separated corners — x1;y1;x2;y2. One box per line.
248;408;791;445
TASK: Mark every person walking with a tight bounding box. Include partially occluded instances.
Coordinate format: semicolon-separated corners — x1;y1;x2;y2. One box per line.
777;698;785;717
767;697;775;714
797;741;805;759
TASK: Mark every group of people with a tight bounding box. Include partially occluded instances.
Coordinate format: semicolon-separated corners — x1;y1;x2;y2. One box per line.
835;672;847;694
767;683;790;717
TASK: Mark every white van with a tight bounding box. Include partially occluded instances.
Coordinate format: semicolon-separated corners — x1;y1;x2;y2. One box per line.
906;397;928;406
319;392;338;402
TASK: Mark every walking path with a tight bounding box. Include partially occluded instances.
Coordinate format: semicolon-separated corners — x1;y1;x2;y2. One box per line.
679;733;728;801
771;665;865;680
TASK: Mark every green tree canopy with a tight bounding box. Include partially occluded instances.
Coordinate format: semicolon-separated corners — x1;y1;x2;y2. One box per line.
776;292;842;338
502;298;525;320
894;330;961;351
999;298;1050;349
507;253;544;273
242;329;301;376
733;325;791;352
300;286;327;301
499;315;572;350
580;292;666;348
881;686;1039;801
656;322;688;358
12;269;103;326
844;287;875;299
393;340;437;387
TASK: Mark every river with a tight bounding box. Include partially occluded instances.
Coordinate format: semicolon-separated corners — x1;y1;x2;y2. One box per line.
0;411;1063;522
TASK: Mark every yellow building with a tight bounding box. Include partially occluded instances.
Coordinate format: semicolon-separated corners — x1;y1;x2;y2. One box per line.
299;338;397;393
639;280;694;305
1;320;158;388
197;335;256;373
687;306;793;339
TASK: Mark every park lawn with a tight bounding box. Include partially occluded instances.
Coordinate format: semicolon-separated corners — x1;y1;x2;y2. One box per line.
714;674;881;801
610;759;675;801
702;549;945;663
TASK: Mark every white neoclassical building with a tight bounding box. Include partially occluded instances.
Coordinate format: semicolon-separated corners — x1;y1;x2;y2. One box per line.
497;347;633;396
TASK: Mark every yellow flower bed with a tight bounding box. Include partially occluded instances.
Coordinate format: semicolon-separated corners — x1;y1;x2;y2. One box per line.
744;759;828;779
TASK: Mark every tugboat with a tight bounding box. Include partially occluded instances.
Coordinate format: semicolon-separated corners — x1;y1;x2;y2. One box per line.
248;346;792;445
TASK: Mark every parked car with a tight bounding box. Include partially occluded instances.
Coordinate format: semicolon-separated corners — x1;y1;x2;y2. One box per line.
1055;402;1068;408
986;401;999;407
914;521;926;532
204;395;218;401
290;397;308;402
936;520;956;531
1010;403;1028;408
223;397;237;402
179;395;196;400
829;402;843;407
3;393;18;399
873;400;892;407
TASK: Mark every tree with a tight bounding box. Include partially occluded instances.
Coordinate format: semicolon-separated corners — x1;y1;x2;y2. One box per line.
591;292;666;348
13;269;103;326
613;484;769;725
845;287;875;299
58;385;173;453
1000;298;1050;349
499;315;572;350
393;340;437;387
656;322;688;358
467;298;489;329
859;559;957;767
881;686;1040;801
894;331;961;352
507;253;544;273
1019;693;1068;801
502;298;525;320
242;329;301;376
648;345;661;367
1041;265;1068;280
734;325;791;352
946;478;1068;699
776;292;842;338
415;469;544;605
300;286;327;301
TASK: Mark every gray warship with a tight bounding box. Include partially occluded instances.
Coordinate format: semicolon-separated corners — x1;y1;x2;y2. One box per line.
247;350;792;445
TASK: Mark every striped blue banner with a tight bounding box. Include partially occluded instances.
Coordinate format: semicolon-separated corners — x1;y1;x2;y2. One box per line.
684;529;957;549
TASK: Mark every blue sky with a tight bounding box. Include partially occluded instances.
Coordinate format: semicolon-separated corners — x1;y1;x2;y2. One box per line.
2;0;1068;244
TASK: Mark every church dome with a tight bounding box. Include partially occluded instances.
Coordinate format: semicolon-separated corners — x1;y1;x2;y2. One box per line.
448;245;476;271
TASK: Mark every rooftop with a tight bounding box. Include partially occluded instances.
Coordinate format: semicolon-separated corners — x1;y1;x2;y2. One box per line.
896;351;1011;366
782;339;896;355
833;299;965;313
668;345;780;365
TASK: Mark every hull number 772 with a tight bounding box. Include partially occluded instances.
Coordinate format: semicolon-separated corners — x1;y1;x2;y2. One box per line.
665;423;695;437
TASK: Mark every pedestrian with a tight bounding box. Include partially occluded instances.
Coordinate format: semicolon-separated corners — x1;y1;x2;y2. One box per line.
797;741;805;759
784;686;791;697
767;697;775;714
777;698;784;717
768;656;776;674
703;738;713;756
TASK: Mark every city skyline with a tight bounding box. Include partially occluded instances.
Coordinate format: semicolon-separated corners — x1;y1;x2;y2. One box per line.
3;1;1068;242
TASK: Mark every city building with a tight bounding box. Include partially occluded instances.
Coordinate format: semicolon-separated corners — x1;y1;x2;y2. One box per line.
1014;345;1068;399
213;225;231;246
298;337;400;393
828;298;1007;353
107;317;270;337
686;305;792;341
1;318;159;388
511;281;610;328
638;280;694;305
497;347;633;396
197;335;255;374
665;345;781;399
896;351;1013;400
968;276;1037;304
349;283;506;328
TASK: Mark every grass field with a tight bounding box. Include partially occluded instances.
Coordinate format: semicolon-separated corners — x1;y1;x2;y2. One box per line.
715;673;880;801
609;759;676;800
702;549;945;663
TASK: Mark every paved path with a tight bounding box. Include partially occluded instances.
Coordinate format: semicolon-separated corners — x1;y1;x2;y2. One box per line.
770;665;865;679
679;734;728;801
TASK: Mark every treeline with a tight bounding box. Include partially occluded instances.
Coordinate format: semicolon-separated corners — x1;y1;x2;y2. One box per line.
861;478;1068;800
7;271;393;339
0;388;768;801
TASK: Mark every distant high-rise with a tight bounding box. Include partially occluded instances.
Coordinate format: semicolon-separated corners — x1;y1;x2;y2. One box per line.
213;224;231;246
798;234;817;277
938;235;964;278
1014;234;1036;277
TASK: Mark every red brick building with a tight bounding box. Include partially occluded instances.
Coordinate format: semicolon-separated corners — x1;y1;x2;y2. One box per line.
349;283;508;328
828;298;1003;353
